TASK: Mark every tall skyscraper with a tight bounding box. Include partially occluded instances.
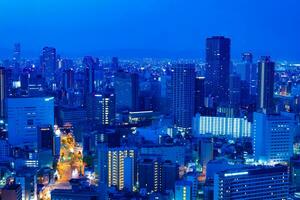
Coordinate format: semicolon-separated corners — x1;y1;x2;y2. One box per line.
7;97;54;150
13;43;21;69
115;71;139;112
195;77;205;114
171;63;195;131
83;56;97;95
40;47;56;83
257;56;275;114
229;73;241;107
253;112;296;163
0;68;6;119
242;52;257;96
205;36;231;104
62;69;75;90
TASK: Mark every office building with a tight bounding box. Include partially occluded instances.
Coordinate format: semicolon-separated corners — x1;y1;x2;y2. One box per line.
138;158;178;193
7;97;54;150
205;36;231;104
229;73;241;108
199;137;214;173
257;56;275;114
214;165;289;200
171;63;195;130
195;76;205;114
0;67;6;119
13;43;21;66
253;112;296;163
82;56;97;96
88;91;115;126
115;71;139;112
193;114;251;138
62;68;75;90
37;125;53;150
175;180;192;200
107;147;136;190
140;145;185;165
40;47;56;82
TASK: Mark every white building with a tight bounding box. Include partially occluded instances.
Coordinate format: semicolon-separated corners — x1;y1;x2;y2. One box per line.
7;97;54;150
193;114;251;138
253;112;296;163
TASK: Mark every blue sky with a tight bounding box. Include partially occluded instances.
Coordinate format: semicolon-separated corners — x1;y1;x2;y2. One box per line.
0;0;300;60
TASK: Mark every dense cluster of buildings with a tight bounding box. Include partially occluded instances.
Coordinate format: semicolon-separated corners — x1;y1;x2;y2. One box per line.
0;36;299;200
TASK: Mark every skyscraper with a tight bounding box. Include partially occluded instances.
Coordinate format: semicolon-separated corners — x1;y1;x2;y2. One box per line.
83;56;97;95
115;71;139;112
171;63;195;131
195;77;205;114
40;47;56;83
257;56;275;114
62;69;75;90
205;36;231;104
229;73;241;108
0;68;6;119
13;43;21;69
90;91;115;126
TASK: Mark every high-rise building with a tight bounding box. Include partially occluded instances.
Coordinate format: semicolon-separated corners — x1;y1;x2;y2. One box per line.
111;57;119;71
87;91;115;126
99;91;115;126
205;36;231;104
37;125;53;150
138;158;178;193
171;63;195;130
242;52;257;97
229;73;241;107
195;77;205;114
96;143;108;200
7;97;54;150
83;56;97;96
252;112;296;163
62;69;75;90
115;71;139;112
214;165;289;200
0;67;6;119
199;137;214;174
175;181;192;200
257;56;275;114
40;47;56;83
13;43;21;69
106;147;136;190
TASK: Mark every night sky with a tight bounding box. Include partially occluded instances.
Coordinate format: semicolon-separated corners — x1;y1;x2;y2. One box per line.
0;0;299;60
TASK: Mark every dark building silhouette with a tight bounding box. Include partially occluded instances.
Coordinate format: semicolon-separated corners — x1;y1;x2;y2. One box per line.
171;63;195;130
0;67;6;119
205;36;231;105
257;56;275;114
40;47;56;83
195;76;205;114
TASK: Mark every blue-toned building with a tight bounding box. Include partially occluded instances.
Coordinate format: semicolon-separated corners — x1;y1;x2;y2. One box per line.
7;97;54;150
253;112;296;163
213;165;289;200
